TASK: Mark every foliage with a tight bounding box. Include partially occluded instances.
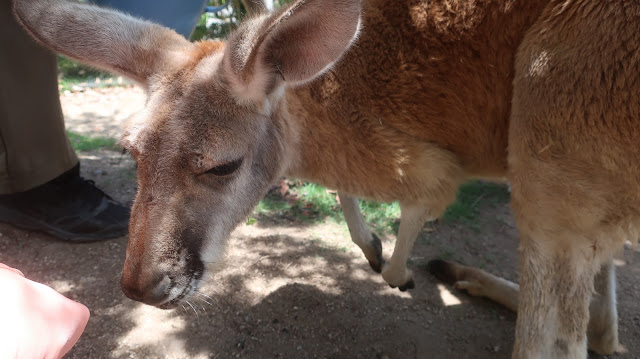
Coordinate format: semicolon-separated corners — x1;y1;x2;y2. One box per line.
190;0;243;41
190;0;294;41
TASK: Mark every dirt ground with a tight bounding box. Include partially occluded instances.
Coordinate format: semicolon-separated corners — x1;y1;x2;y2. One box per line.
0;86;638;359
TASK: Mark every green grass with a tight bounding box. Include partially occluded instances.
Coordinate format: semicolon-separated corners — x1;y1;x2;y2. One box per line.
58;77;128;92
442;180;510;223
57;55;126;92
251;183;344;224
249;180;400;235
249;179;509;235
67;131;119;152
57;55;108;79
359;200;400;234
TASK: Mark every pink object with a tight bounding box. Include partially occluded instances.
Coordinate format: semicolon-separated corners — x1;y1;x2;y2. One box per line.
0;263;90;359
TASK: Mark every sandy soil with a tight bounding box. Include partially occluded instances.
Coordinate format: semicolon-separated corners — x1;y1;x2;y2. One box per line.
0;86;638;359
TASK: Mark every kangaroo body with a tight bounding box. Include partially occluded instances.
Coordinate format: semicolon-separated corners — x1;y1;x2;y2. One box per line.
13;0;640;357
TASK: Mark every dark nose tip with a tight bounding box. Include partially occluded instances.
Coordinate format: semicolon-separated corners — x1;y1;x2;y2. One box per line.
120;272;168;305
121;281;145;302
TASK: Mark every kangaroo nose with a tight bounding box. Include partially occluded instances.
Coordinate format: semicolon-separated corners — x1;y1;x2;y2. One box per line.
120;268;169;305
121;281;146;302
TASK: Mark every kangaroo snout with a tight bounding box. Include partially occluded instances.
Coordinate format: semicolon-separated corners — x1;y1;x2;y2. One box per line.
121;235;205;308
120;267;168;305
121;257;204;308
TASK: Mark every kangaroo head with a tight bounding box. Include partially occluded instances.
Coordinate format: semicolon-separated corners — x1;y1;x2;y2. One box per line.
13;0;360;307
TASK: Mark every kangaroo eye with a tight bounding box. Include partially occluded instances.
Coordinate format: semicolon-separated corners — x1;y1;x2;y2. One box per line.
205;158;243;176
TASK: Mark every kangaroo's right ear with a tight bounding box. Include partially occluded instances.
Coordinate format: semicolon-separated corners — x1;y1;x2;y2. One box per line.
13;0;193;86
223;0;361;105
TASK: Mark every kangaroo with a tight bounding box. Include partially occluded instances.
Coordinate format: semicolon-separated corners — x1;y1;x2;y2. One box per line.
13;0;640;357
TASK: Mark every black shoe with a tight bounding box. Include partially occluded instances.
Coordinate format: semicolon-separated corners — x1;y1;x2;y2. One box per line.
0;163;130;242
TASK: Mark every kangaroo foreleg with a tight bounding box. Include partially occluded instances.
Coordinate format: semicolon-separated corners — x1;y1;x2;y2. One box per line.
380;203;430;291
339;192;384;273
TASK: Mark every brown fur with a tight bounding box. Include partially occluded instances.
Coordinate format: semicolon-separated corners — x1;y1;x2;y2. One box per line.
12;0;640;357
507;2;640;356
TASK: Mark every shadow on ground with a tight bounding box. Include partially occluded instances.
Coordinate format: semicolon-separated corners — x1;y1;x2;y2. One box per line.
0;226;520;359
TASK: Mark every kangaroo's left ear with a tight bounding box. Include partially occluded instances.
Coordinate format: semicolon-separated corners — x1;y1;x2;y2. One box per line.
13;0;194;86
223;0;362;103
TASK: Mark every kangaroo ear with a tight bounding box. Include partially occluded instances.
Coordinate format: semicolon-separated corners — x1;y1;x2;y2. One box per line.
223;0;361;103
13;0;193;86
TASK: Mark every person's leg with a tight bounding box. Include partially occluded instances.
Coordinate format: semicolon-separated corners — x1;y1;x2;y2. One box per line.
0;0;77;192
0;0;129;241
